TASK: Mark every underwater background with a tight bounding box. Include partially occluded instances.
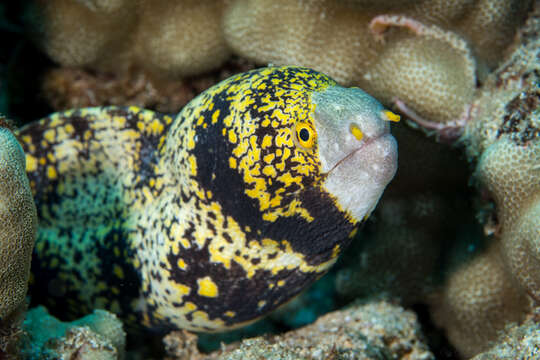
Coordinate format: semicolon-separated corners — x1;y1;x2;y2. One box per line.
0;1;539;359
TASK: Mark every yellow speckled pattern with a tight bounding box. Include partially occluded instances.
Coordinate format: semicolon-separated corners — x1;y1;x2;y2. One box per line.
20;67;370;332
20;106;173;326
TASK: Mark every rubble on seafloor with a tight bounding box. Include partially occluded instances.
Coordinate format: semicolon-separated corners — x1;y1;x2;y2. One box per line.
40;57;257;114
470;314;540;360
20;306;126;360
164;301;435;360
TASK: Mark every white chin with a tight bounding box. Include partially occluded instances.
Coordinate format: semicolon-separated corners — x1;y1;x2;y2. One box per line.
323;134;398;221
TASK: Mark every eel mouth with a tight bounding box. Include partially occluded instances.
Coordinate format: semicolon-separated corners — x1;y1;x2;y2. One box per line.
321;132;397;221
325;133;396;178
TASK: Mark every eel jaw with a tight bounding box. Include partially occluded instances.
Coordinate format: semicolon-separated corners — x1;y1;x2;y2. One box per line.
323;133;397;222
312;85;398;222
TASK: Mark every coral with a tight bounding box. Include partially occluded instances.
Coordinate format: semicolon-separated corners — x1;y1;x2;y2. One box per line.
75;0;128;13
430;244;530;358
27;0;229;76
27;0;137;71
430;5;540;357
478;137;540;300
223;0;382;86
450;0;534;71
409;0;533;72
0;122;37;356
471;318;540;360
364;17;476;133
0;125;36;320
223;0;531;127
21;306;125;359
463;0;540;303
133;0;230;77
28;0;531;126
334;5;539;358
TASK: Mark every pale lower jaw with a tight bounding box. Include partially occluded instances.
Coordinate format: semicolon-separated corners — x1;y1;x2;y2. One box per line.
350;133;398;184
324;133;398;222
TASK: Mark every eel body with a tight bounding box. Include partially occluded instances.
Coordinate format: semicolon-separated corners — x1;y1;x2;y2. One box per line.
19;66;398;332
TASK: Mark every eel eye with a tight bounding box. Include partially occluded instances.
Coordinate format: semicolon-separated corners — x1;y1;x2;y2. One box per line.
295;122;316;149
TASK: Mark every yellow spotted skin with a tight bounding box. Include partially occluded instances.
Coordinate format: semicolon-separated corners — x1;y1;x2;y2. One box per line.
20;67;360;332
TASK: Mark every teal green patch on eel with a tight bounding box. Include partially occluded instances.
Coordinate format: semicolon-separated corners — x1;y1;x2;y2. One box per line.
18;66;398;332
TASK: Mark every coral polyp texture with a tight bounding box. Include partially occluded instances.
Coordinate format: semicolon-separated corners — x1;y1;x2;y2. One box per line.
0;122;37;354
28;0;137;71
478;138;540;299
29;0;531;129
364;17;476;131
430;244;530;358
223;0;382;86
464;5;540;302
432;6;540;357
134;0;230;77
223;0;531;127
28;0;229;76
20;67;398;332
332;5;539;358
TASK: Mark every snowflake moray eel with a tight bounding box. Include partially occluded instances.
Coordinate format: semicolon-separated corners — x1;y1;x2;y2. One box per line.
18;66;398;332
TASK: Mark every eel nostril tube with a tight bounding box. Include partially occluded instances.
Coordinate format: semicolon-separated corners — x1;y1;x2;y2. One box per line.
381;110;401;123
349;123;364;141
